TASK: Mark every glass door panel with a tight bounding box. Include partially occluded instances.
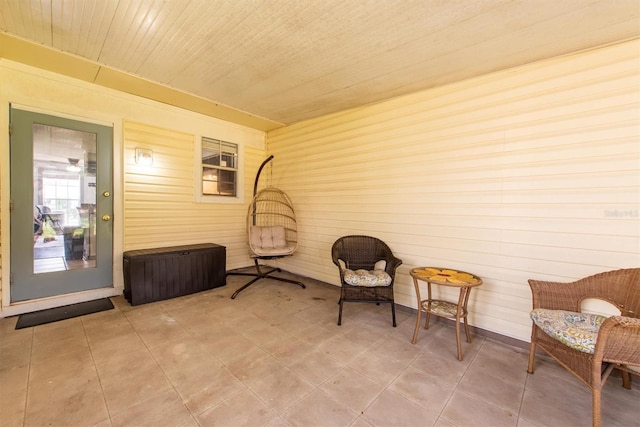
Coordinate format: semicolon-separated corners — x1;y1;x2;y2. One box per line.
33;124;97;273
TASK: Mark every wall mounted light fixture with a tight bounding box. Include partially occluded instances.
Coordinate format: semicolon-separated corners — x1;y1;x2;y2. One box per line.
135;148;153;166
66;158;81;172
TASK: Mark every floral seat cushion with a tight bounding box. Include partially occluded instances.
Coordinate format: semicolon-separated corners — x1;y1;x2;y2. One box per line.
530;308;607;354
344;269;392;287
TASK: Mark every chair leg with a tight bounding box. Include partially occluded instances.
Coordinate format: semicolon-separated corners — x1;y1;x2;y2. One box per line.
391;301;396;327
592;388;602;427
527;342;537;374
527;331;537;374
621;370;631;389
338;298;344;326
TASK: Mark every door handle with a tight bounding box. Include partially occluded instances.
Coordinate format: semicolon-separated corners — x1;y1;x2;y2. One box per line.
102;214;111;221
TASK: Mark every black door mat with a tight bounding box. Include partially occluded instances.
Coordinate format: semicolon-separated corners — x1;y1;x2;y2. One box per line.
15;298;114;329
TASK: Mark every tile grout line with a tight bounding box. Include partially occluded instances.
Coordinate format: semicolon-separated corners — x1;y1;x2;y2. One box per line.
129;303;202;426
21;326;35;427
81;308;114;427
430;331;485;427
158;301;258;424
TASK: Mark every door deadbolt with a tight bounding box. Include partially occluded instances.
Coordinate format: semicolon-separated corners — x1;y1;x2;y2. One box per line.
103;191;110;197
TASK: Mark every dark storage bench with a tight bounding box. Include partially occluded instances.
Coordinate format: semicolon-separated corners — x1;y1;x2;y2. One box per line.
123;243;226;305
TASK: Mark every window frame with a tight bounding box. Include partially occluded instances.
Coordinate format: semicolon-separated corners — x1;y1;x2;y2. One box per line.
41;174;82;226
195;136;244;204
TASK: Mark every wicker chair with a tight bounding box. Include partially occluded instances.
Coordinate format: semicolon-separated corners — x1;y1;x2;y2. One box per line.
527;268;640;427
331;235;402;326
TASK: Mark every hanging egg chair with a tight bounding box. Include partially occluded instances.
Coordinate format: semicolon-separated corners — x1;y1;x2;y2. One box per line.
227;156;305;299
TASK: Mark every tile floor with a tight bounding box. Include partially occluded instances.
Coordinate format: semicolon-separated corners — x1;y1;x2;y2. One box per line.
1;271;639;427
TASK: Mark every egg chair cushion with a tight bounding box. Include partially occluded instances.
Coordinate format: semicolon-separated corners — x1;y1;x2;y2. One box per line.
250;225;295;257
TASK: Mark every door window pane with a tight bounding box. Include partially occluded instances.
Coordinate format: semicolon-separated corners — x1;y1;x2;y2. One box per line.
33;124;97;273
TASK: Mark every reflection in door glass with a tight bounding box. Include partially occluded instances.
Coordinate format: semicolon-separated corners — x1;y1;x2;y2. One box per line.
33;124;97;273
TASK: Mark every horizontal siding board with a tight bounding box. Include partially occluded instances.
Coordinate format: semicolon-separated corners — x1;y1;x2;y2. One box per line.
266;39;640;341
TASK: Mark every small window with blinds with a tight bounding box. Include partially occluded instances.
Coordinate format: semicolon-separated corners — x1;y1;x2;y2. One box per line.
201;137;238;197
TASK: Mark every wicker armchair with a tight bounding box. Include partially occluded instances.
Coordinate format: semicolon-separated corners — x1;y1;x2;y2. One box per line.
331;235;402;326
527;268;640;427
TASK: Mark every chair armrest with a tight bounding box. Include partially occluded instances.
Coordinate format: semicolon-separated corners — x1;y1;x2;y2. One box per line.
595;316;640;366
330;248;342;268
386;256;402;276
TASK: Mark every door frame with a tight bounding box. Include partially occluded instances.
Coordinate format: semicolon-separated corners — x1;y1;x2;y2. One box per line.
1;104;123;316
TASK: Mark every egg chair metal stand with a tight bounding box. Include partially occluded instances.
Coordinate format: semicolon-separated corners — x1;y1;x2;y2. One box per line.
227;155;305;299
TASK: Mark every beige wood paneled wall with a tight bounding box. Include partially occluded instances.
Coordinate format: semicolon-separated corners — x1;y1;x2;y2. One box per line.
122;120;263;267
266;39;640;341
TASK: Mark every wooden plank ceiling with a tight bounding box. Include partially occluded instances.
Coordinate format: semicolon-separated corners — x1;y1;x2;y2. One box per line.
0;0;639;131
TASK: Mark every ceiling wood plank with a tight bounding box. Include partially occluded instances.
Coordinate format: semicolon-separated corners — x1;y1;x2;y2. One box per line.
1;0;638;127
